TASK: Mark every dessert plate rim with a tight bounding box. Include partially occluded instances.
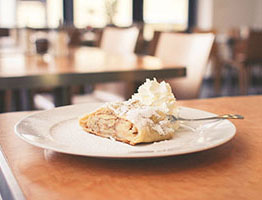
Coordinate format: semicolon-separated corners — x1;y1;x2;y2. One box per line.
14;103;236;159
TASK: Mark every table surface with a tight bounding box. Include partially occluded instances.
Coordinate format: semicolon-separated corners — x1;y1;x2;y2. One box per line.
0;47;185;90
0;95;262;200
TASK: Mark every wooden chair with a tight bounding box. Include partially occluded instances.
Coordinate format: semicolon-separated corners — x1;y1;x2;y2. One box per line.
72;26;140;104
96;26;139;97
99;26;139;54
230;30;262;94
192;29;223;95
153;32;214;99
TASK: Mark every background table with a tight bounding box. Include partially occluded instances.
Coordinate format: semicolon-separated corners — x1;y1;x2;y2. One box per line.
0;47;185;111
0;47;185;89
0;96;261;200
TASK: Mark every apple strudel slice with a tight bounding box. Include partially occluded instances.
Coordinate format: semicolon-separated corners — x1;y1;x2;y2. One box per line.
79;101;179;145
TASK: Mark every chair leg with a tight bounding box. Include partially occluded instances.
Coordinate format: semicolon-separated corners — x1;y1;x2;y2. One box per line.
53;87;72;107
12;89;23;111
214;58;223;96
25;89;35;110
238;63;248;95
0;90;5;113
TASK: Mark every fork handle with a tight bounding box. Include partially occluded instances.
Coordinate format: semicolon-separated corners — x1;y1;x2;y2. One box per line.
175;114;244;121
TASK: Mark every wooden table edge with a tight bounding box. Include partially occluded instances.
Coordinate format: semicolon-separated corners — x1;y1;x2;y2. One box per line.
0;145;26;200
0;67;186;90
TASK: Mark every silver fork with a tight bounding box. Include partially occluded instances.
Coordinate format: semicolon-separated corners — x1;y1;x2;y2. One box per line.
168;114;244;122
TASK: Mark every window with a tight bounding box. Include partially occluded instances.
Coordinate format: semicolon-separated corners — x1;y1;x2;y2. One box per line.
74;0;132;28
47;0;63;28
16;0;63;28
112;0;132;27
143;0;189;40
74;0;107;28
0;0;16;27
144;0;188;27
17;1;46;28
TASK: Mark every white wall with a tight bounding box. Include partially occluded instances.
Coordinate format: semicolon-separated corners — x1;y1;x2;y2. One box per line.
213;0;257;32
197;0;262;33
253;0;262;28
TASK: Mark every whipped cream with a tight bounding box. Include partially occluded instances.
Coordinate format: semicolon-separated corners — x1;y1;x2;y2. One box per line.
131;78;177;115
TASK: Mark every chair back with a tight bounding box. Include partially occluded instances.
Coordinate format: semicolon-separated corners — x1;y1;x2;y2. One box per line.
246;31;262;63
154;32;214;99
100;26;139;54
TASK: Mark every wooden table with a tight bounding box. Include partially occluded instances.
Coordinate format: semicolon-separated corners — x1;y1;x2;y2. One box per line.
0;47;185;111
0;96;261;200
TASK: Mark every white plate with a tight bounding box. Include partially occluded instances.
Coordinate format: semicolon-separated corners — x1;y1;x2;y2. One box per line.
15;103;236;158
